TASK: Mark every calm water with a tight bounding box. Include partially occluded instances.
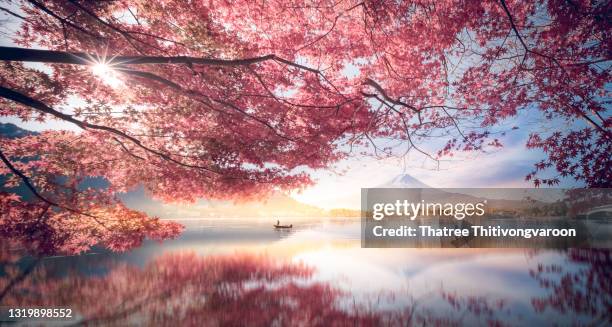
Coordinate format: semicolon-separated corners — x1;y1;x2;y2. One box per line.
1;218;609;326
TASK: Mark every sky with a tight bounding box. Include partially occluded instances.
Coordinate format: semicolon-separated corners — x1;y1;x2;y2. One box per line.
292;125;579;209
290;93;583;209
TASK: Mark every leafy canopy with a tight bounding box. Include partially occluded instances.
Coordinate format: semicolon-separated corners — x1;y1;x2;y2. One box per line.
0;0;609;253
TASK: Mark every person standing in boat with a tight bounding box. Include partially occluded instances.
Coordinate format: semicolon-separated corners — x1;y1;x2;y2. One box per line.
274;220;292;228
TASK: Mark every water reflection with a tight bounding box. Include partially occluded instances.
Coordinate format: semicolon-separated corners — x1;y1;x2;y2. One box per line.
0;219;609;326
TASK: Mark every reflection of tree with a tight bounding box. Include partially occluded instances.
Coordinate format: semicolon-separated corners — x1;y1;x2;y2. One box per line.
7;246;609;325
0;248;512;327
530;249;611;326
1;251;384;326
0;240;42;303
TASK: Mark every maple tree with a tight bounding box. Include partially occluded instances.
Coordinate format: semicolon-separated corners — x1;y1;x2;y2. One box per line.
0;0;609;253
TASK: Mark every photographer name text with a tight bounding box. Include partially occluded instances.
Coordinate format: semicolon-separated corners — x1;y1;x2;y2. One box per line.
372;225;576;239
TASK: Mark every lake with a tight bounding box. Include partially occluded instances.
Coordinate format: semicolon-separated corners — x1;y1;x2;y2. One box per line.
0;218;609;326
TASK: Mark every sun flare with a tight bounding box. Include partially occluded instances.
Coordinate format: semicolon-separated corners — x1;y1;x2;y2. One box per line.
91;62;122;88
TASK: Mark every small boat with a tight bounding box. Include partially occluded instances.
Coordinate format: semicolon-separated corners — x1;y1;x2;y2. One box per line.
273;220;292;229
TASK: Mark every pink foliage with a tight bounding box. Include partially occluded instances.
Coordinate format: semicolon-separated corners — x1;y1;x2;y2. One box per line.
0;0;609;253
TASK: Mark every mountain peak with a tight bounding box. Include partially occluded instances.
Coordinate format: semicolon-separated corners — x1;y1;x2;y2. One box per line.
382;174;430;188
0;123;36;139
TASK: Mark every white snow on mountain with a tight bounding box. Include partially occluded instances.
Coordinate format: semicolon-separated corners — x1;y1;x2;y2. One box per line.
380;174;431;188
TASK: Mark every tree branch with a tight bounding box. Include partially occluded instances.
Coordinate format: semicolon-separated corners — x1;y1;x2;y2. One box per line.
363;78;420;113
0;145;107;226
0;85;220;175
0;46;277;67
117;68;297;142
0;46;342;95
0;6;26;20
498;0;610;138
25;0;100;39
0;146;57;208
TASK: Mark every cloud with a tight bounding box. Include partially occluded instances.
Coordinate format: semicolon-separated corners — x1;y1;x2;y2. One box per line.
293;132;578;209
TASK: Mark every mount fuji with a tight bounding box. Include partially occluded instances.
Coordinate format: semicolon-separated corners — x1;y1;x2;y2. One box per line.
377;173;546;211
381;174;431;188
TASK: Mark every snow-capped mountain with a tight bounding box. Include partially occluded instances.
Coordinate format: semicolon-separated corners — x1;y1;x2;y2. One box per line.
381;174;431;188
376;173;548;212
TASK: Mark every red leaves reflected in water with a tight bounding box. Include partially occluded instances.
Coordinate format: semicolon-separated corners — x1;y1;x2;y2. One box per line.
530;249;611;326
2;247;608;326
0;252;383;326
